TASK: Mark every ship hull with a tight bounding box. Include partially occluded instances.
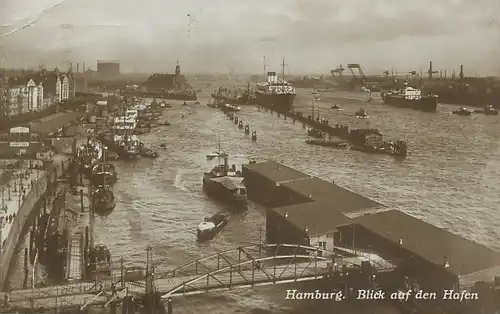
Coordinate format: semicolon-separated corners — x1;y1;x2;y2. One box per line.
212;94;255;106
381;94;438;112
99;136;140;160
202;177;246;207
255;92;295;112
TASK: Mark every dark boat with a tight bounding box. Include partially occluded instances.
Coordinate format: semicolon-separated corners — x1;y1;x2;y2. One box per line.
196;212;229;241
90;163;118;186
355;109;368;118
380;84;438;112
305;138;347;148
88;243;112;280
474;104;498;115
93;186;116;216
140;147;158;158
452;107;473;116
307;127;324;138
203;157;247;206
100;134;140;160
255;67;296;112
331;104;341;110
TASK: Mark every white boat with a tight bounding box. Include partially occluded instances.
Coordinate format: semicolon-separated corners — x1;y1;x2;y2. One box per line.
197;212;229;240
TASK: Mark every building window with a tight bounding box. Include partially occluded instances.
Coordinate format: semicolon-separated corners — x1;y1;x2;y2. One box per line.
318;241;326;250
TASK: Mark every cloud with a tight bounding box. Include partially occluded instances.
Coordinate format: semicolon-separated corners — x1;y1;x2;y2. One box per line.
0;0;499;74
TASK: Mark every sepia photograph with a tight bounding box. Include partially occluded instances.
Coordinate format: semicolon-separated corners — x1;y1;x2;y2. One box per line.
1;0;500;313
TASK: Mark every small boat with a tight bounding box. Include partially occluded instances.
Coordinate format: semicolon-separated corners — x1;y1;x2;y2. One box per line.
355;109;368;118
223;104;241;112
140;148;158;158
206;151;228;160
197;212;229;241
307;127;323;138
160;143;167;149
93;187;116;216
158;121;171;126
305;138;347;148
244;125;250;135
182;102;188;106
195;101;200;105
452;106;472;116
90;163;118;186
251;131;257;141
331;104;341;110
474;104;498;115
238;121;244;129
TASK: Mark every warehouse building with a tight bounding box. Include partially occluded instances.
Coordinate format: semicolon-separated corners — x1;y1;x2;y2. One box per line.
242;161;311;207
336;210;500;292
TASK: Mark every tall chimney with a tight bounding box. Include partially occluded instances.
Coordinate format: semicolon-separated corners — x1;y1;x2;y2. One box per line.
459;65;464;82
428;61;433;80
77;63;80;73
83;62;86;72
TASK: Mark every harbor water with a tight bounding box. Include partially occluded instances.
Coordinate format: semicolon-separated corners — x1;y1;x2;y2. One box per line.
8;81;500;313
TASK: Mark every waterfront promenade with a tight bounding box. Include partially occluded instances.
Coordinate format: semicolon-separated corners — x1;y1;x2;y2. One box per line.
0;154;69;290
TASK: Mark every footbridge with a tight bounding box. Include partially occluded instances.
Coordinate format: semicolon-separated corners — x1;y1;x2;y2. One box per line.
2;244;396;312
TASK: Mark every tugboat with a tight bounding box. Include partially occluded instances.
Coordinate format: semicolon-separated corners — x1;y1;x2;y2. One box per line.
99;134;140;160
244;125;250;135
203;156;247;207
452;106;472;116
196;212;229;241
93;186;116;216
307;127;324;138
380;83;438;112
474;104;498;115
251;131;257;141
88;243;112;280
238;121;244;129
355;109;368;118
90;163;118;186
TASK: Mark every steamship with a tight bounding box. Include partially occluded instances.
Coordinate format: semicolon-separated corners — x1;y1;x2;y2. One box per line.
255;71;296;112
380;83;438;112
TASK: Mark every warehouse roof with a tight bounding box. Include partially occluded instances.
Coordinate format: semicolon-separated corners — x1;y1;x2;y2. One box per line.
30;111;85;135
280;177;385;213
243;161;311;184
273;201;352;236
354;210;500;276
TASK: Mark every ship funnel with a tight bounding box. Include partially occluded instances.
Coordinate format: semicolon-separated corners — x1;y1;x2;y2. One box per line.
267;71;277;83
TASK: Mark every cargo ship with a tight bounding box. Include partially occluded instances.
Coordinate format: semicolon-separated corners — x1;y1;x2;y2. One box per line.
255;60;296;112
380;84;438;112
211;84;255;105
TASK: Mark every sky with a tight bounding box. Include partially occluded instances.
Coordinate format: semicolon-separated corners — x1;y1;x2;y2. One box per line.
0;0;500;75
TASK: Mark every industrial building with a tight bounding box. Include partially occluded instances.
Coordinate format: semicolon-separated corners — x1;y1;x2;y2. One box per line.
96;60;120;77
337;210;500;292
243;160;500;301
242;160;311;207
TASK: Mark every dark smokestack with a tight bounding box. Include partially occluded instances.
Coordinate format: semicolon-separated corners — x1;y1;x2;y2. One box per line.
77;63;80;73
459;65;464;82
83;62;86;72
428;61;433;80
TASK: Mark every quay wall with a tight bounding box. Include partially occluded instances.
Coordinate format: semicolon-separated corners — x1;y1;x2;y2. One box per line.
0;156;68;290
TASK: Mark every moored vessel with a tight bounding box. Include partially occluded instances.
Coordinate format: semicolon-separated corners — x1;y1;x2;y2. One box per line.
473;104;498;115
380;84;438;112
203;157;247;207
90;163;118;186
452;106;473;116
93;186;116;216
255;59;296;112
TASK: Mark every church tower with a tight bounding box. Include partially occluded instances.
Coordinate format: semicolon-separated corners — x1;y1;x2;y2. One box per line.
175;59;181;76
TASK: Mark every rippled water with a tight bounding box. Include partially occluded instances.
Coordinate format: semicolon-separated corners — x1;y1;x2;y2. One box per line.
9;81;500;313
